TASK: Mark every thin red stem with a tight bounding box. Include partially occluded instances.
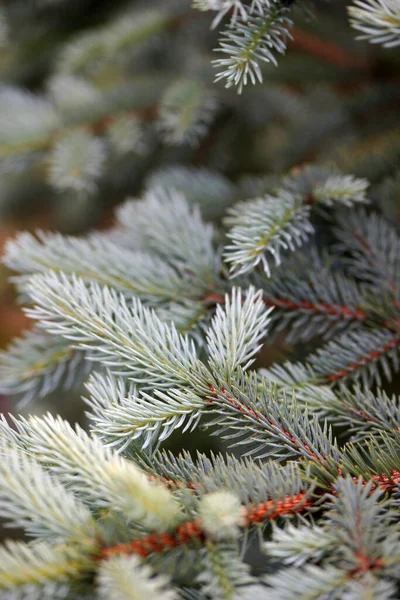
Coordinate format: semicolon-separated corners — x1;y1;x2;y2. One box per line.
208;385;320;462
353;231;400;311
102;519;205;559
203;292;366;321
326;335;400;383
203;293;400;384
100;470;400;560
263;297;366;320
290;27;368;70
101;493;312;559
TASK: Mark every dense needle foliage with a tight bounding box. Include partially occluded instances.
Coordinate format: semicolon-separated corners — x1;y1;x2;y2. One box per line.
0;0;400;598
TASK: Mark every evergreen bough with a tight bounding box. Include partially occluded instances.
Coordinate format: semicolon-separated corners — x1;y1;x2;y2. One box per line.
0;1;400;599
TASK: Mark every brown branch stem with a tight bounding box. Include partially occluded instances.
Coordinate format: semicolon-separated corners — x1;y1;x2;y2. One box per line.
290;27;368;71
100;469;400;560
101;492;312;559
325;334;400;383
202;292;367;321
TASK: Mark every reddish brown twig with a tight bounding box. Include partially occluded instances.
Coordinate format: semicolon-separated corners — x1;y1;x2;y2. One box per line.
101;492;312;559
263;297;366;320
290;27;368;71
325;334;400;383
100;469;400;560
203;292;400;384
208;384;320;462
203;292;367;321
